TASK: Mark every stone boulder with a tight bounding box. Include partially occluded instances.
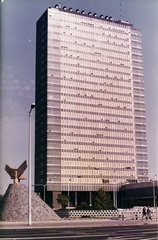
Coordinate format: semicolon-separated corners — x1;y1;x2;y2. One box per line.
0;183;60;222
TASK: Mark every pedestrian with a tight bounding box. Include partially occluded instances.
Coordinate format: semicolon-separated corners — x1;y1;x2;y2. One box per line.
147;207;152;220
142;206;147;220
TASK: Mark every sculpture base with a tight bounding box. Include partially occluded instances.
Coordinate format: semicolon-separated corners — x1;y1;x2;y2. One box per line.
0;183;60;222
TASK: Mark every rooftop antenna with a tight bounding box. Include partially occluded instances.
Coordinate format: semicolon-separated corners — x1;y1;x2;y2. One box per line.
120;0;122;20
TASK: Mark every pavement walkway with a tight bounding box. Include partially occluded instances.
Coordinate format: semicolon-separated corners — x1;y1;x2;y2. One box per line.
0;218;157;229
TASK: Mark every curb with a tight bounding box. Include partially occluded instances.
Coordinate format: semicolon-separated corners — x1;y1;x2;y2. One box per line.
0;219;157;229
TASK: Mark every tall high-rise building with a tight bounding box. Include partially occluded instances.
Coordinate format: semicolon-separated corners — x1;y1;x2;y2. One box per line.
35;6;148;207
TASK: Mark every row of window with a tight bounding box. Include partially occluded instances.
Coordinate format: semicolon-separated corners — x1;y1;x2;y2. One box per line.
133;75;144;81
55;10;132;33
60;92;131;105
59;100;133;112
47;106;134;121
60;124;134;132
48;80;132;91
135;133;147;139
48;164;134;170
135;127;146;133
48;111;133;125
48;113;133;126
60;66;131;78
47;104;134;119
133;89;145;95
47;130;134;142
50;119;134;131
48;68;132;81
133;82;144;88
60;174;135;180
47;156;135;162
58;19;130;37
47;141;134;149
48;26;130;43
137;162;148;167
48;43;131;59
47;132;134;140
48;57;131;70
48;149;134;155
53;94;132;106
61;75;132;86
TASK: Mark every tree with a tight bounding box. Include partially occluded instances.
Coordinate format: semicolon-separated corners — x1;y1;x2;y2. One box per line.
93;188;115;210
57;194;69;209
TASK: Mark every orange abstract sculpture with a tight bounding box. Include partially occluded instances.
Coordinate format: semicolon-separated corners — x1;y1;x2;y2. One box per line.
5;160;27;183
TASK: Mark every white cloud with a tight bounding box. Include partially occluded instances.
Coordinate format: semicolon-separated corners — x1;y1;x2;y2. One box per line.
1;64;35;121
2;66;34;95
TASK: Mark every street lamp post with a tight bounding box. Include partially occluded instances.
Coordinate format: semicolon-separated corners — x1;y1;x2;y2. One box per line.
112;171;117;208
28;103;35;226
113;183;117;208
68;179;71;208
152;181;156;208
151;180;157;222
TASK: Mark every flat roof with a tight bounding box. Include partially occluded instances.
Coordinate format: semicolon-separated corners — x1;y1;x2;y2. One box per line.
48;6;133;27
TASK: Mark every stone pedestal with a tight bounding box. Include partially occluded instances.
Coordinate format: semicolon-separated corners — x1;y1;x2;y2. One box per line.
0;183;60;222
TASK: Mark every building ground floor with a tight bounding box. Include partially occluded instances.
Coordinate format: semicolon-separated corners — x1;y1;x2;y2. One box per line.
35;181;158;209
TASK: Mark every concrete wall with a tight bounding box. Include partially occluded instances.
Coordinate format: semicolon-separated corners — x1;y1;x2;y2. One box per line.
56;207;158;220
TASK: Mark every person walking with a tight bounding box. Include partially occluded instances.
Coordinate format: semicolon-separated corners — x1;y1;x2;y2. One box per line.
142;206;147;220
147;207;152;220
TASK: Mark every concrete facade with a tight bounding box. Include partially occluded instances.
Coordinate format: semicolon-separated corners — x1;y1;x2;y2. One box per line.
35;6;148;207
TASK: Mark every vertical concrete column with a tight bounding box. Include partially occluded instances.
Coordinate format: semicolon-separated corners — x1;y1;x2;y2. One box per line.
75;191;78;206
89;191;92;206
113;191;117;208
52;191;61;209
115;191;118;208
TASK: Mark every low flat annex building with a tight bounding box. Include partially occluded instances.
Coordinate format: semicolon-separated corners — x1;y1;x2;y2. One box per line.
35;5;148;208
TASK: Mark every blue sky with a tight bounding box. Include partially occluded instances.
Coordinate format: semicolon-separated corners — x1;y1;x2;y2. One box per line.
0;0;158;193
